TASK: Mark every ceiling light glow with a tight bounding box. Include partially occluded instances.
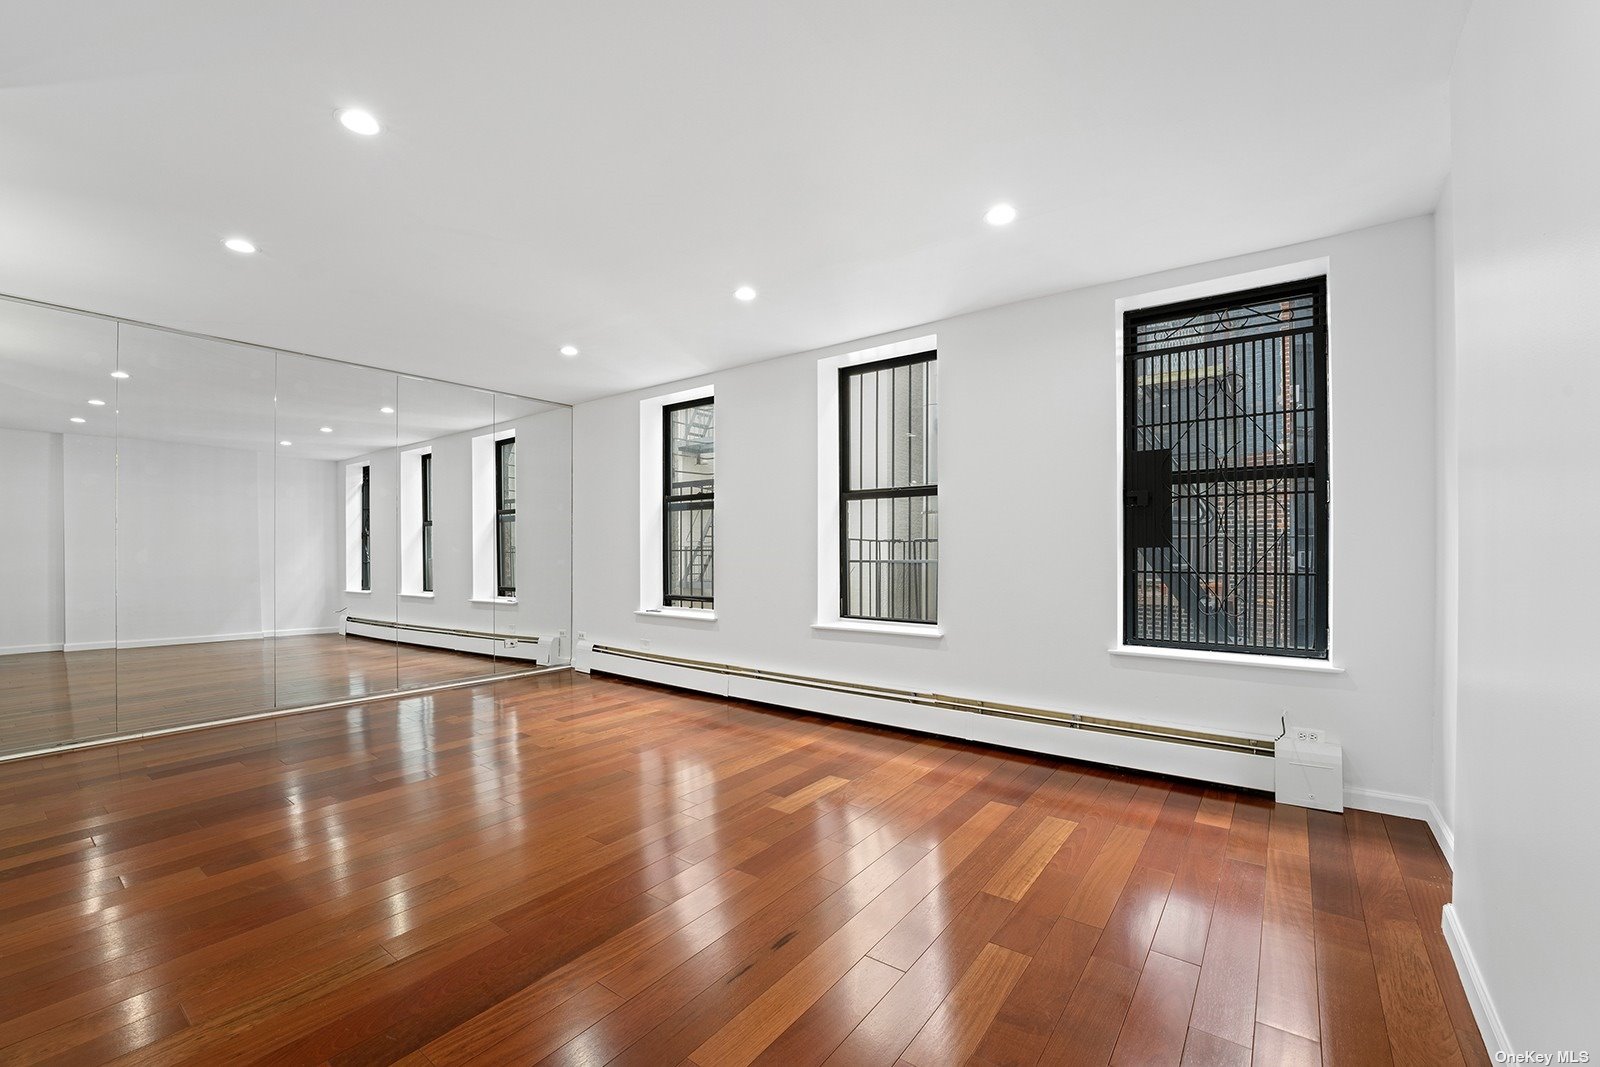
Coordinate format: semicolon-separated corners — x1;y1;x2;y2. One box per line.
559;345;579;357
319;426;333;433
224;237;257;254
380;406;395;414
110;370;130;379
984;203;1018;226
280;440;292;446
87;398;106;406
337;108;382;136
70;417;86;424
733;285;758;302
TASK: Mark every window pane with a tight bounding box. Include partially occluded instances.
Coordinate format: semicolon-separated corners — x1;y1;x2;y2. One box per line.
497;440;516;509
497;516;515;595
844;357;936;491
665;501;714;603
667;401;714;497
843;493;938;623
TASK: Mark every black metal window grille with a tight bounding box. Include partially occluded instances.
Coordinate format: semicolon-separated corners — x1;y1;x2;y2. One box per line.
840;351;938;623
663;398;715;608
1123;278;1329;657
420;451;434;594
495;437;516;598
359;464;372;592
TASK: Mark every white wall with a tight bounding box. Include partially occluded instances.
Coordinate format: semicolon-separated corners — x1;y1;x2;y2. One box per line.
574;215;1438;810
61;434;115;649
1442;0;1600;1049
0;428;63;653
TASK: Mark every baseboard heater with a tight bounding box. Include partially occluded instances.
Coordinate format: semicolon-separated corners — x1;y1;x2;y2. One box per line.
584;644;1275;791
344;616;555;666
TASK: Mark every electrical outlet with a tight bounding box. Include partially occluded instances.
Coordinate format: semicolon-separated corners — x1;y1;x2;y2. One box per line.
504;638;517;648
1294;728;1324;744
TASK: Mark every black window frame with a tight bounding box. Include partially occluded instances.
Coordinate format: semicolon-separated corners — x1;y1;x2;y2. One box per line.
420;451;434;594
359;464;372;592
495;436;516;598
838;350;939;624
662;397;715;609
1121;277;1330;658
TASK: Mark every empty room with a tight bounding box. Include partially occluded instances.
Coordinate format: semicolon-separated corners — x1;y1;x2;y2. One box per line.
0;1;1592;1063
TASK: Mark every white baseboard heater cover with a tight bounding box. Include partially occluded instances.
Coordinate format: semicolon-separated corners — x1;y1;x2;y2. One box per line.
585;644;1275;791
344;616;555;666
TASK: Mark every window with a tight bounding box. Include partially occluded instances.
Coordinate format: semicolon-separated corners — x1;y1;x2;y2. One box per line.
663;398;714;607
840;351;938;623
359;464;372;592
1123;278;1328;657
420;451;434;593
495;436;516;597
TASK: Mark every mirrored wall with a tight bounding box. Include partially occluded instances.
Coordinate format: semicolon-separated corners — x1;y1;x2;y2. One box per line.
0;294;572;759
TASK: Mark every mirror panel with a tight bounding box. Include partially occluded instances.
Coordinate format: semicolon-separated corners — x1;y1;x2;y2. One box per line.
396;376;501;689
493;394;573;674
113;326;277;734
274;353;399;707
0;300;119;756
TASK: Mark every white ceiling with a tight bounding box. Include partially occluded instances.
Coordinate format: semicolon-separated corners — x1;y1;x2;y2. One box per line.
0;0;1465;404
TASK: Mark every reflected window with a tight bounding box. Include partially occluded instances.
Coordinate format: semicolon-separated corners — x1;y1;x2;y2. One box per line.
420;451;434;594
663;398;714;608
496;436;515;597
840;352;938;623
360;464;372;592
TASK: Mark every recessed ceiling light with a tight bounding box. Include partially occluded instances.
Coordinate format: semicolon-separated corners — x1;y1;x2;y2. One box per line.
319;426;333;433
280;440;292;446
984;203;1018;226
337;108;381;136
559;345;579;358
224;237;258;254
70;417;86;424
87;398;106;406
380;406;395;414
110;370;130;379
733;285;758;302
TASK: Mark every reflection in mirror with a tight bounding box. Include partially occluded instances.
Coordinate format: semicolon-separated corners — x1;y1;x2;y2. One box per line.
0;298;118;756
393;376;501;688
274;353;398;707
114;325;276;733
492;394;573;673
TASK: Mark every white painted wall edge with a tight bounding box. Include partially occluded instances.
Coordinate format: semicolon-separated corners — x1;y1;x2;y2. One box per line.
1344;788;1456;868
1441;903;1511;1057
63;628;340;651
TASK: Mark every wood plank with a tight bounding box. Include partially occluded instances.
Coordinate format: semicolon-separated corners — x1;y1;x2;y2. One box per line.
983;816;1078;901
1110;950;1200;1066
900;942;1032;1066
1188;859;1266;1048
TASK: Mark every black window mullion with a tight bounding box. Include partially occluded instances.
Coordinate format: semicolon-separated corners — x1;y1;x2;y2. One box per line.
663;398;714;608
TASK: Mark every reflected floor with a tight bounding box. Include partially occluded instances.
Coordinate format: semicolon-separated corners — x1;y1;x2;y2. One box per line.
0;634;511;756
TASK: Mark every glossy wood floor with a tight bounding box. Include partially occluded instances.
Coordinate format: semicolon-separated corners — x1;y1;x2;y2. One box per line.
0;634;519;757
0;672;1486;1066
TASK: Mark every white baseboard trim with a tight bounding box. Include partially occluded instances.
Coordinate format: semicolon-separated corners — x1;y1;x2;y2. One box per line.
1343;787;1455;867
62;628;341;652
588;649;1275;792
1441;903;1511;1056
343;619;552;666
0;642;66;656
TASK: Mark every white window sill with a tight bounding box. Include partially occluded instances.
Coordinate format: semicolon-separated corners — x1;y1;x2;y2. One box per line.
470;596;518;605
344;588;372;595
399;592;435;599
1108;645;1344;674
637;607;718;621
813;619;944;639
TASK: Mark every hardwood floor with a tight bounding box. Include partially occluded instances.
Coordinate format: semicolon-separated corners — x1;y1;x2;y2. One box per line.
0;634;520;757
0;672;1487;1065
